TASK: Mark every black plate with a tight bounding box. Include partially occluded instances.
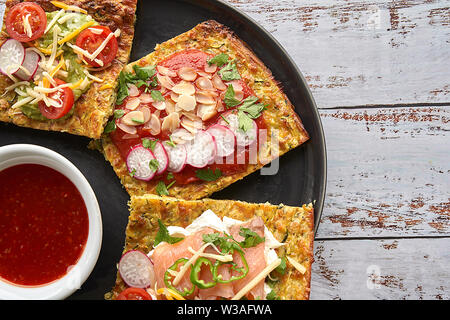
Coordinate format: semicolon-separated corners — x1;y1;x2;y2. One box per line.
0;0;326;299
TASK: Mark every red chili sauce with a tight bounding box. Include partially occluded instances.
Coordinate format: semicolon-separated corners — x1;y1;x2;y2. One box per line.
0;164;89;286
110;49;266;185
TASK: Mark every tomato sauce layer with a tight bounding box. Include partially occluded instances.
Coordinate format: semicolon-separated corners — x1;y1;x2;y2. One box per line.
110;49;266;185
0;164;89;286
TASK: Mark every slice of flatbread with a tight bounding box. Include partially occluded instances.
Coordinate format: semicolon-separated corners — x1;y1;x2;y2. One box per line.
0;0;138;138
106;195;314;300
97;20;309;199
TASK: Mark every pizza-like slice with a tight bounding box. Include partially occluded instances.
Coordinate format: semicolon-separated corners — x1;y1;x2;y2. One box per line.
105;195;314;300
97;20;309;199
0;0;137;139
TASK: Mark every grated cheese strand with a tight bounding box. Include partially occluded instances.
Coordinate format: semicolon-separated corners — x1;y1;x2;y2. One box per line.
172;243;210;286
57;20;95;45
187;247;233;263
10;96;34;109
50;1;87;14
23;14;33;38
286;256;307;274
45;9;65;34
231;258;281;300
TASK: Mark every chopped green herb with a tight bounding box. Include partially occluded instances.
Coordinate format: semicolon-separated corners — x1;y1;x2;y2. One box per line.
195;168;222;181
167;172;174;180
129;168;136;177
149;159;159;172
155;180;169;196
154;219;184;247
218;60;241;81
151;90;165;102
224;84;241;108
266;290;281;300
166;137;176;148
113;109;125;119
142;138;157;151
275;256;287;275
133;64;156;81
167;180;176;189
207;53;229;67
220;114;230;125
104;120;116;133
237;110;254;132
132;118;145;124
239;227;265;249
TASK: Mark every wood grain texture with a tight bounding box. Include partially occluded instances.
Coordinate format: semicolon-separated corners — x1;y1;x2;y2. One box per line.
311;238;450;299
316;106;449;238
225;0;450;108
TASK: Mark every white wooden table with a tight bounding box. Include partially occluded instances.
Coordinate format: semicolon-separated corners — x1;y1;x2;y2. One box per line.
225;0;450;299
0;0;448;300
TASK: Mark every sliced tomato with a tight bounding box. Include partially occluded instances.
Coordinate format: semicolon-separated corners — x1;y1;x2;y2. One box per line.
5;2;47;42
38;79;75;120
75;26;118;67
116;287;152;300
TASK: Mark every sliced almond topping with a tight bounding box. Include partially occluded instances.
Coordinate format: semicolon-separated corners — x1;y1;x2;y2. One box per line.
122;110;145;126
165;99;176;114
157;65;177;77
176;94;197;111
170;91;180;102
204;63;217;73
212;73;227;90
228;80;243;92
153;101;166;111
197;103;217;121
235;90;244;101
195;91;216;105
197;71;212;79
117;121;137;135
182;111;202;122
161;112;180;133
127;83;140;97
157;74;175;90
125;97;141;110
216;99;225;112
139;106;151;123
195;77;214;91
181;116;203;134
171;128;194;144
122;133;139;139
178;67;197;81
144;114;161;135
139;93;153;104
171;81;196;96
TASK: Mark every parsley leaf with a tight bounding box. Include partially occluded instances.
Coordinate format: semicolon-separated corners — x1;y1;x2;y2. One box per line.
224;85;241;108
238;227;265;248
218;60;241;81
156;180;173;196
274;256;287;275
149;159;159;172
151;90;165;102
207;53;229;67
167;172;174;180
195;168;222;181
266;290;281;300
104;120;116;133
142;138;157;151
237;110;254;132
202;232;242;254
114;109;125;119
154;219;184;247
133;64;156;81
129;168;136;177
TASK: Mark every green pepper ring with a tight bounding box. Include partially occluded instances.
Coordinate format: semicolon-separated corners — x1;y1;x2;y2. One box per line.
213;249;249;283
164;258;196;296
190;257;217;289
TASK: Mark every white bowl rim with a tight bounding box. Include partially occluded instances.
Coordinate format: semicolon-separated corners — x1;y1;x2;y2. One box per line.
0;144;102;300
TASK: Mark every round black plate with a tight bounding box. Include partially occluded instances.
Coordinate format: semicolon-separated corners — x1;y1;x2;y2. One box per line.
0;0;326;299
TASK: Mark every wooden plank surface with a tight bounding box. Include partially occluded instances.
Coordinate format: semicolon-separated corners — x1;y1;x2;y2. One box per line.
311;238;450;299
316;106;450;238
226;0;450;108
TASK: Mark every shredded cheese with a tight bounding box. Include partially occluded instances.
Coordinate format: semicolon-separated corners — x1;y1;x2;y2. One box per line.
83;70;104;82
172;243;210;286
46;25;61;71
57;12;78;24
98;83;114;91
10;96;34;109
66;43;104;66
57;20;95;45
89;31;115;60
187;247;233;263
45;9;65;34
50;1;87;14
156;288;185;300
23;14;33;38
4;81;31;92
231;258;282;300
69;78;84;90
286;256;307;274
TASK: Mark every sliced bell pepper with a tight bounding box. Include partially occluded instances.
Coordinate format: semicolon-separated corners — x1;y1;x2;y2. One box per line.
190;257;216;289
164;258;196;296
213;248;249;283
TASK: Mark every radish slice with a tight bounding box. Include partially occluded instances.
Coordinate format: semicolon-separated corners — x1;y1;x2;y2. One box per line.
164;142;187;173
207;124;236;157
0;39;25;76
219;112;258;147
153;141;169;175
126;145;157;181
186;130;217;168
14;48;40;81
118;250;155;289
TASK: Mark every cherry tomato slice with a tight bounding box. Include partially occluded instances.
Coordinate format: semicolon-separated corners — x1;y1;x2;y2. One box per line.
116;287;152;300
38;79;75;120
75;26;118;67
5;2;47;42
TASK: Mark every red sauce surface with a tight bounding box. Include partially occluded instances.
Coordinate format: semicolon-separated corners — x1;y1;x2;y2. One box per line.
0;164;89;286
110;49;267;185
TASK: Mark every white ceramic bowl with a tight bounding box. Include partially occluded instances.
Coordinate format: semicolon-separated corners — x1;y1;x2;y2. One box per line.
0;144;102;300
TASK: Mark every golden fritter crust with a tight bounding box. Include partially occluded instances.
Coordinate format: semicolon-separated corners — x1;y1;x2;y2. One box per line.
0;0;138;138
106;195;314;300
99;20;309;199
